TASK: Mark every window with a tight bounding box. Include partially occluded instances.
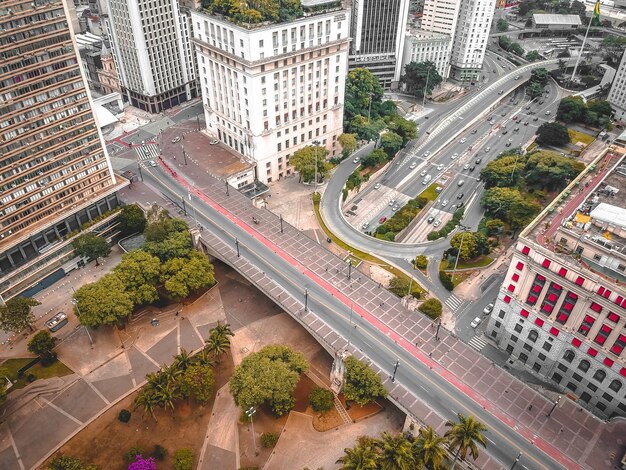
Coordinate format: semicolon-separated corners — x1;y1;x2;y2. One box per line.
580;392;592;403
542;341;552;352
609;380;622;392
506;344;514;353
588;382;598;392
510;335;518;343
552;372;562;384
572;373;583;382
596;402;607;412
557;362;569;372
523;343;533;352
594;324;612;346
519;352;528;363
514;324;523;333
602;392;613;402
566;382;577;392
538;353;546;361
593;370;606;383
499;309;505;319
563;350;575;363
578;360;590;372
532;362;541;372
528;330;538;342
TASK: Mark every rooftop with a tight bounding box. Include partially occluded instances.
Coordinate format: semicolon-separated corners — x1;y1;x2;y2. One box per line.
406;28;451;42
532;13;583;26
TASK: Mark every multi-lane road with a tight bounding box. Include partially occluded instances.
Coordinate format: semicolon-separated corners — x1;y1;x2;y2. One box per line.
140;163;572;470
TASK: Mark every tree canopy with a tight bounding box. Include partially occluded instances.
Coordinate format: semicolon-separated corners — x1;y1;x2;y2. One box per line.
557;96;587;122
418;298;443;320
72;232;111;262
114;250;161;305
230;345;309;416
496;18;508;32
445;413;488;467
479;154;526;188
73;273;134;328
481;187;542;230
380;131;403;158
536;122;570;146
526;50;541;62
338;133;357;158
526;81;544;99
530;67;550;85
289;145;331;183
344;68;385;123
401;61;443;98
178;363;215;404
343;356;387;406
524;151;585;191
450;232;479;261
28;330;56;358
160;250;216;300
0;297;40;333
117;204;147;236
201;0;302;25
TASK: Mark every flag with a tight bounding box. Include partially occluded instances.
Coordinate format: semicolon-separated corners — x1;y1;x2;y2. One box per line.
593;0;601;26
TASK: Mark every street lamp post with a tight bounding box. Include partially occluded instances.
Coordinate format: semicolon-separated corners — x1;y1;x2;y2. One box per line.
435;318;442;341
304;288;309;312
423;67;431;110
137;163;143;182
451;224;471;284
182;146;188;165
279;214;284;234
312;140;321;194
347;258;352;280
391;359;400;383
235;238;240;257
225;180;230;196
510;452;522;470
245;406;258;455
547;395;561;417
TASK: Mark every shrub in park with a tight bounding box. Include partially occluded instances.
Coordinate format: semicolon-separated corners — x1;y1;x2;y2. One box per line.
173;448;194;470
151;445;167;461
118;409;131;423
309;387;335;413
128;455;156;470
124;446;144;465
418;298;443;320
414;255;428;270
343;356;387;406
261;431;280;448
439;271;454;291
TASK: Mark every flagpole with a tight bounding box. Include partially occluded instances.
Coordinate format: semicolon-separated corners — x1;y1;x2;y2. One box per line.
571;3;597;82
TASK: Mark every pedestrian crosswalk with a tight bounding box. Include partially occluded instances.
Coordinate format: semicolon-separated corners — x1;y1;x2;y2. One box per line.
445;294;464;310
136;144;159;161
468;335;487;352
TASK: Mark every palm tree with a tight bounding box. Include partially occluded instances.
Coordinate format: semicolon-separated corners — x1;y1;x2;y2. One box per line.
155;383;180;413
413;425;447;470
205;334;231;362
210;321;234;340
192;348;215;367
376;432;414;470
444;413;487;469
336;436;379;470
134;390;159;421
173;348;192;371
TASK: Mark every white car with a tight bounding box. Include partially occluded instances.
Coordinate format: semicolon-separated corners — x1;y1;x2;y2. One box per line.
451;153;458;160
463;163;470;170
362;222;369;230
374;183;381;189
437;164;444;171
460;138;467;144
392;205;399;211
483;303;494;315
210;139;219;145
423;151;431;157
433;219;441;227
420;170;428;177
388;199;396;206
470;317;482;328
410;161;417;169
441;199;448;207
171;136;181;143
353;157;360;164
148;160;157;167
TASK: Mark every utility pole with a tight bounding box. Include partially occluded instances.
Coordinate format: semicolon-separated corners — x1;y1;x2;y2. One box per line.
391;359;400;383
304;288;309;312
510;452;522;470
182;146;188;165
279;214;284;233
347;258;352;280
245;407;258;455
235;238;240;257
451;224;471;284
225;180;229;196
137;163;143;182
435;319;442;341
547;395;561;417
181;197;187;216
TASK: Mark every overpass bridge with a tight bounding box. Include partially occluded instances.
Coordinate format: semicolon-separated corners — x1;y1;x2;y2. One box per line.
139;156;622;470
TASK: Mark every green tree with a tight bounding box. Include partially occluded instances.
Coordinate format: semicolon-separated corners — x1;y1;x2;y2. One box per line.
418;298;443;319
444;413;487;469
336;436;379;470
230;345;309;416
387;115;417;145
343;356;387;406
0;297;40;333
525;50;541;62
205;334;231;362
439;271;454;291
450;232;478;261
481;187;541;231
160;251;215;299
173;348;193;372
344;68;385;122
73;273;134;328
380;131;403;158
360;148;388;168
479;154;525;188
498;36;512;51
524;151;585;191
587;99;613;118
143;230;192;262
72;232;111;264
178;364;214;404
349;115;386;142
134;390;160;421
496;18;508;32
526;81;544;99
401;62;443;98
388;276;420;298
485;218;505;236
117;204;146;236
172;448;194;470
413;425;447;470
144;213;188;243
530;67;550;85
414;255;428;270
536;122;571;146
114;250;161;305
557;96;587;122
290;145;331;183
339;133;358;158
309;387;334;413
509;42;525;56
27;330;56;358
376;432;414;470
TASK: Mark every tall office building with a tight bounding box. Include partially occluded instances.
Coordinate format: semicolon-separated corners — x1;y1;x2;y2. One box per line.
0;0;125;301
101;0;198;113
608;50;626;121
449;0;495;81
486;153;626;419
348;0;410;88
401;29;451;79
421;0;495;81
191;1;350;184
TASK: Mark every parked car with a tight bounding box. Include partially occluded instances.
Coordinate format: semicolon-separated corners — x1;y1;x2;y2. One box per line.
392;205;399;211
362;222;369;230
451;153;458;160
427;216;435;224
171;136;181;143
45;312;68;332
545;110;551;115
457;180;465;187
379;216;387;224
471;129;478;134
483;303;494;315
470;317;482;328
463;163;470;170
456;201;465;209
437;164;444;171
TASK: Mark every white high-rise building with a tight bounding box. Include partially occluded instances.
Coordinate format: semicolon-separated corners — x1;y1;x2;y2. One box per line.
402;29;451;79
101;0;198;113
349;0;410;89
421;0;496;81
449;0;496;81
608;50;626;121
191;3;350;184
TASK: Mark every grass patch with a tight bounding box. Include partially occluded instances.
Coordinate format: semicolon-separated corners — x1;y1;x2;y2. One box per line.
450;271;472;288
2;357;73;391
439;261;474;288
312;196;425;297
419;183;440;202
440;256;493;270
568;129;594;146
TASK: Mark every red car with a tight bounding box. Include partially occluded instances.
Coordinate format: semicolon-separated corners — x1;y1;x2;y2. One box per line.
379;216;387;224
